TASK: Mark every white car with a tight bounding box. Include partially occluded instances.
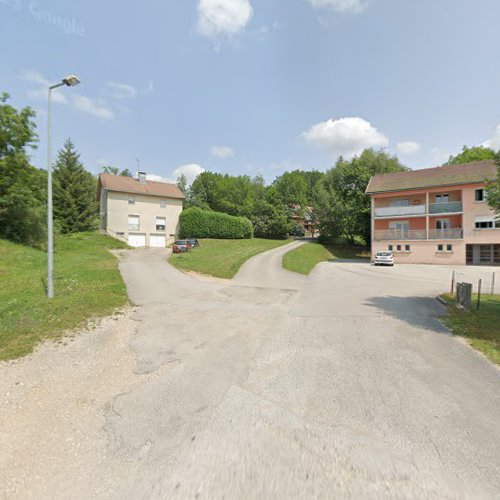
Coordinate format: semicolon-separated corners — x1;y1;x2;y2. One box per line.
374;251;394;266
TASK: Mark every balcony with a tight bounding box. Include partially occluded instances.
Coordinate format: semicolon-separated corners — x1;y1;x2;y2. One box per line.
374;204;426;218
428;229;463;240
374;230;427;241
428;201;463;214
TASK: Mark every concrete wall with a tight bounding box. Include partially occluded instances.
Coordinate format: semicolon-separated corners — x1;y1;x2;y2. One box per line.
103;190;183;246
373;240;466;265
463;184;500;243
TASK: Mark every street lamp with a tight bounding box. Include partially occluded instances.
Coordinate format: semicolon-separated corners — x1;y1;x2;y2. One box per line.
47;74;81;299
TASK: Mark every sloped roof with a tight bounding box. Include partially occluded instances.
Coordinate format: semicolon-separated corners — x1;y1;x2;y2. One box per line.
366;160;497;194
99;173;185;199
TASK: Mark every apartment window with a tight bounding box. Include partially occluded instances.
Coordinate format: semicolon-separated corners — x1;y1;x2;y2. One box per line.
396;245;402;252
475;189;485;202
160;199;166;208
437;244;444;252
388;245;393;251
156;217;166;231
128;196;135;205
475;217;500;230
436;219;450;230
128;215;140;231
435;194;449;203
447;244;453;252
405;245;411;252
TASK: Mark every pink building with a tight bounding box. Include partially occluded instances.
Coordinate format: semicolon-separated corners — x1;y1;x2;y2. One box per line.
366;160;499;265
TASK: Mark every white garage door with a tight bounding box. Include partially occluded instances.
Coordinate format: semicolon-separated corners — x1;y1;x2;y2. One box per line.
128;233;146;247
150;234;166;248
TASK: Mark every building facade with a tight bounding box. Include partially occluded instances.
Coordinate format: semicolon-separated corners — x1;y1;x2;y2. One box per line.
366;160;499;265
98;172;185;247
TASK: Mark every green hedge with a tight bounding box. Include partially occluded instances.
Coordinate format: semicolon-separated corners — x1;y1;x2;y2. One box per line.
179;207;253;239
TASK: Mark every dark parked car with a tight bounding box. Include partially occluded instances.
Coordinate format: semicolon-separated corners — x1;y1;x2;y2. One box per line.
172;240;192;254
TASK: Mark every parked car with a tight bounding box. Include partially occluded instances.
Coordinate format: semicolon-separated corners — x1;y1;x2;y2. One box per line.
187;238;200;248
374;251;394;266
290;224;306;238
172;240;192;254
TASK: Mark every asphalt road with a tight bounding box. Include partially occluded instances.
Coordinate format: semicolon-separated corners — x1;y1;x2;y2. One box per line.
1;243;499;499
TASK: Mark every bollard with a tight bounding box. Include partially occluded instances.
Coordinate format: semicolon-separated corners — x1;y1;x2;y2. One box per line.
477;279;482;311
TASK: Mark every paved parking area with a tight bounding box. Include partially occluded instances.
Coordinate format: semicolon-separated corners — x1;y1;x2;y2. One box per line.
1;245;499;499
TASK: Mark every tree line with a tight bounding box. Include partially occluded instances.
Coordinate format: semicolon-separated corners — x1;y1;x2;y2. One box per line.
1;92;500;248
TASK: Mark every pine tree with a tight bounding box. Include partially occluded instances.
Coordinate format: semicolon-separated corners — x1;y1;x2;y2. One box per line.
53;139;97;233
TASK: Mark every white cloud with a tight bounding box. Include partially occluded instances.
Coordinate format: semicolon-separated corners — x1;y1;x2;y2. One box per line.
303;117;389;158
210;145;234;159
171;164;206;185
430;148;450;166
72;95;114;120
197;0;253;37
106;81;137;99
19;69;50;86
482;124;500;150
146;174;175;184
396;141;421;155
307;0;367;14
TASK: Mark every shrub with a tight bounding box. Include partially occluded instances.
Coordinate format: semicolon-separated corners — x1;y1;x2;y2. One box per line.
179;207;253;239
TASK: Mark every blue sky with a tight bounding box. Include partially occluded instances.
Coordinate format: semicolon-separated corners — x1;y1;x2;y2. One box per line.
1;0;499;184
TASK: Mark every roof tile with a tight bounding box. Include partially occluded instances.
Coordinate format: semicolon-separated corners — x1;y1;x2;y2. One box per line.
99;173;185;199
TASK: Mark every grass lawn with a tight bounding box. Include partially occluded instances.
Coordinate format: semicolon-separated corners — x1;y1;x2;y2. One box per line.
0;232;128;361
168;238;291;279
282;241;370;275
441;293;500;365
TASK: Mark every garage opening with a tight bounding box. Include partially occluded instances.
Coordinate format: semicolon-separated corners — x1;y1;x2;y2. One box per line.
150;234;166;248
466;244;500;265
128;233;146;247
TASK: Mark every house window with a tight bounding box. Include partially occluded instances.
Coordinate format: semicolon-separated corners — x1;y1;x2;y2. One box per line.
388;245;393;251
405;245;411;252
128;215;140;231
447;244;453;252
156;217;166;231
475;189;485;202
128;196;135;205
160;199;166;208
396;245;402;251
437;244;444;252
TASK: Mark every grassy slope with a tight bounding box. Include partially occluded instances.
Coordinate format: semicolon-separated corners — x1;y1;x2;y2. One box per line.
0;233;128;361
169;238;291;279
283;241;369;275
441;293;500;365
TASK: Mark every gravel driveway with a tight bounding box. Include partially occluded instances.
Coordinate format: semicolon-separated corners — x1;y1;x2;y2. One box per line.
1;244;499;499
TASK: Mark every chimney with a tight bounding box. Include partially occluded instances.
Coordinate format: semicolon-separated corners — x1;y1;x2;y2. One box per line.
138;171;147;185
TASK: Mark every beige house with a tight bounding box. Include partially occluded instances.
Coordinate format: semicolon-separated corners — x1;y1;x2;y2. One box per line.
366;160;499;265
98;172;185;247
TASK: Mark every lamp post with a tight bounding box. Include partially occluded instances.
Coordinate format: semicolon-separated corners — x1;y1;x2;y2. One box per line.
47;74;81;298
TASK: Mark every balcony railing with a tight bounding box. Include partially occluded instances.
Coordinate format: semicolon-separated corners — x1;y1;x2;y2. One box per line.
428;201;463;214
374;204;426;217
428;229;463;240
374;230;427;241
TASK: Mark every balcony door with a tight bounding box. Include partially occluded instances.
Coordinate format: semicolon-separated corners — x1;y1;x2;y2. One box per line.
435;194;449;204
389;221;410;238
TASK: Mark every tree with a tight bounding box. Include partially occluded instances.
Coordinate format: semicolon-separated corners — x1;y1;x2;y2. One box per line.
445;145;498;165
272;171;308;208
486;154;500;217
176;174;187;195
101;166;133;177
0;92;46;246
53;139;98;233
314;149;407;246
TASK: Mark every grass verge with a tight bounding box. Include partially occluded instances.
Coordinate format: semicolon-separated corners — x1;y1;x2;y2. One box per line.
282;241;369;275
0;232;128;361
440;293;500;365
168;238;291;279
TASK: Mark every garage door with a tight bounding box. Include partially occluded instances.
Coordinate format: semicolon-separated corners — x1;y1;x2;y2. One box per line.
150;234;166;248
128;233;146;247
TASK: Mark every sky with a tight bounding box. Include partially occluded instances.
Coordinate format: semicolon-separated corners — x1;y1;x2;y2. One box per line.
1;0;499;184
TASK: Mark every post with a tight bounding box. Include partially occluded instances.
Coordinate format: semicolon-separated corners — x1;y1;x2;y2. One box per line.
492;272;496;296
451;270;455;295
47;87;54;299
477;279;482;311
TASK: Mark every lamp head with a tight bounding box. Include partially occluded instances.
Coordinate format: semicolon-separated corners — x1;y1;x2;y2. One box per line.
62;74;81;87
